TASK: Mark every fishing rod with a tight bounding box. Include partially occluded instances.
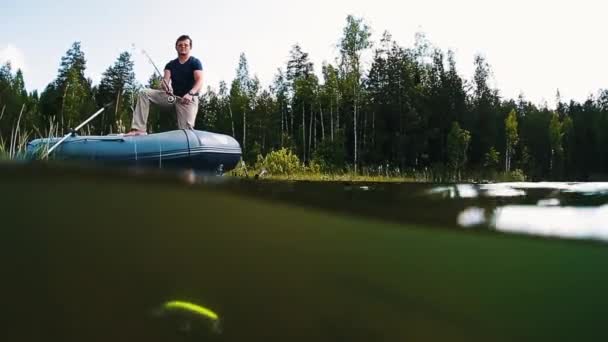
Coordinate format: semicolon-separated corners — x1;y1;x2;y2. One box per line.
43;101;115;159
132;44;177;104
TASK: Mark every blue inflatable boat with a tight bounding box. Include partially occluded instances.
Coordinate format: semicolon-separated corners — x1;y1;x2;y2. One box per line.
26;129;242;173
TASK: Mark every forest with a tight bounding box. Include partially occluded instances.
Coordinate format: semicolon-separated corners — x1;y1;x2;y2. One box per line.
1;15;607;181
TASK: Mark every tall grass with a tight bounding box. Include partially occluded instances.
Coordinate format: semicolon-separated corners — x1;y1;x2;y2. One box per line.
0;104;28;160
0;107;60;161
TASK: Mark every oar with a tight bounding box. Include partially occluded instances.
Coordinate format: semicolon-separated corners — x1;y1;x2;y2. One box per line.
43;101;115;159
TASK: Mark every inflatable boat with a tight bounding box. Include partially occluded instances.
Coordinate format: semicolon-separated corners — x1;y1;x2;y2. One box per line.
26;129;242;173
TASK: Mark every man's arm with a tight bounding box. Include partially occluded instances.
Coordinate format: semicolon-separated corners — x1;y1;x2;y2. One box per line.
189;70;204;96
162;69;173;94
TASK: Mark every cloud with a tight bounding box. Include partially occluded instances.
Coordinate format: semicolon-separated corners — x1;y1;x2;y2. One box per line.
0;44;27;72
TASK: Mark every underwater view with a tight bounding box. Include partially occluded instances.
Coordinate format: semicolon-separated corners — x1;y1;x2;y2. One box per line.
2;162;608;341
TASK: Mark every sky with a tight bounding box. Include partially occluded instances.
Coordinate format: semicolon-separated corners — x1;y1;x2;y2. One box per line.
1;0;606;106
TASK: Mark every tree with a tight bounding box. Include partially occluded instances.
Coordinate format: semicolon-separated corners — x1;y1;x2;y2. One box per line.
520;105;552;179
198;86;219;130
484;146;501;170
0;62;15;137
322;63;342;143
230;53;253;157
338;15;372;173
96;51;137;133
286;44;316;163
39;42;94;131
447;121;471;179
561;114;575;179
272;69;289;144
57;42;87;86
61;67;92;129
549;112;564;178
504;109;519;172
468;54;499;165
217;80;235;137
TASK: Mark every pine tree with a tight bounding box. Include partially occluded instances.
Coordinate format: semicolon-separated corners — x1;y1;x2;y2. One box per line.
39;42;94;132
96;51;137;133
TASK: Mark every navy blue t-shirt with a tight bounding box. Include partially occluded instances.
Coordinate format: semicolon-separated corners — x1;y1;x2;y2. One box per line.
164;56;203;97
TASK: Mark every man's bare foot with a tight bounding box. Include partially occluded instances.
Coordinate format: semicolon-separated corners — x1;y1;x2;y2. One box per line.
124;129;148;136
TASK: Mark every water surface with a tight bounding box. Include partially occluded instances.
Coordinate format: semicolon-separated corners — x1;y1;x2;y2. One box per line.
2;163;608;341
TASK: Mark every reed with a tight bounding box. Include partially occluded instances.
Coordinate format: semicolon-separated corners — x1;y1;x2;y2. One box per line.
0;110;60;160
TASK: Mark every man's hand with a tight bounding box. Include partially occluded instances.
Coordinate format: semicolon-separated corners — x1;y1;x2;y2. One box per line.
162;83;174;95
181;93;193;104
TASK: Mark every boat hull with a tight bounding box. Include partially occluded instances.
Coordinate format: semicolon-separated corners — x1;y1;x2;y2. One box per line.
26;129;242;173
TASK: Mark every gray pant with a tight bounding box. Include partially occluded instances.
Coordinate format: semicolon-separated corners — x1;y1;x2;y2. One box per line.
131;89;199;131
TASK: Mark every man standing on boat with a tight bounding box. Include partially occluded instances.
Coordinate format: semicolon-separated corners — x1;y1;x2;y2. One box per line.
126;35;203;136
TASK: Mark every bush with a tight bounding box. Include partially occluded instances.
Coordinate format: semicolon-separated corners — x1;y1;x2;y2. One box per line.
496;168;527;182
305;159;321;174
255;148;301;175
230;159;249;177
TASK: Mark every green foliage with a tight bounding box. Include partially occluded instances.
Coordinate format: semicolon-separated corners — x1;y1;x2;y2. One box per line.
0;115;32;160
504;109;519;171
490;168;527;182
339;15;372;76
255;148;301;175
286;44;318;163
230;53;256;154
305;159;322;174
447;122;471;176
38;41;95;133
245;141;262;164
339;15;372;173
96;51;137;134
505;109;519;146
230;159;249;177
311;133;346;172
508;168;526;181
548;112;565;179
198;86;219;131
483;146;501;170
0;137;7;160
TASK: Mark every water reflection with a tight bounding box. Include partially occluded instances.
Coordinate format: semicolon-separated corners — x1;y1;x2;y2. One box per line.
180;173;608;244
459;205;608;242
428;183;528;199
537;198;561;207
450;182;608;243
494;205;608;241
428;184;478;198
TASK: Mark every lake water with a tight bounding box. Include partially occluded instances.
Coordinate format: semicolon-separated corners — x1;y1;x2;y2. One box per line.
2;163;608;341
198;175;608;244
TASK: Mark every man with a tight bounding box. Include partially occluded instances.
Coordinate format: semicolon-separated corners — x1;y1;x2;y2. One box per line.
126;35;204;136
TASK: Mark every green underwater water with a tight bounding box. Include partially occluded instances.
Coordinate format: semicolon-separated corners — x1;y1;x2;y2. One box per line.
2;163;608;341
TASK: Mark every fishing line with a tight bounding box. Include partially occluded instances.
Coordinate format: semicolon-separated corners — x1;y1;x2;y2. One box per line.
131;43;177;104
